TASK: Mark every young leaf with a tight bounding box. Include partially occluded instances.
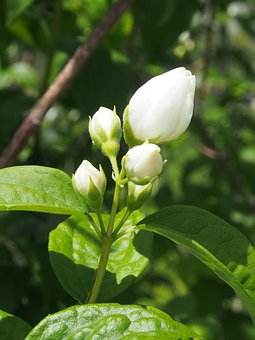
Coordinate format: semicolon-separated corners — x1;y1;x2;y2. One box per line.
139;205;255;322
49;210;152;303
0;310;31;339
25;303;199;339
0;166;88;217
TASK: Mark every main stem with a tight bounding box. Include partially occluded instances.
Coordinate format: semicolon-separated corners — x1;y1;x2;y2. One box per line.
87;180;122;303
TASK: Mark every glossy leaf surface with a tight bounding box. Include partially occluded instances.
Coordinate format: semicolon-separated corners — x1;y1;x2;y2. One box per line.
25;303;199;339
0;166;87;217
49;210;152;302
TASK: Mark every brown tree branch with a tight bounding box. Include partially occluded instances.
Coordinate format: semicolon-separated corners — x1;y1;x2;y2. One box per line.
0;0;133;168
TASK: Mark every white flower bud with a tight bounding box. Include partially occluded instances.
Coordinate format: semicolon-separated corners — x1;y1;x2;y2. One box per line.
127;178;160;211
89;106;121;157
72;160;106;210
124;67;196;146
123;143;163;184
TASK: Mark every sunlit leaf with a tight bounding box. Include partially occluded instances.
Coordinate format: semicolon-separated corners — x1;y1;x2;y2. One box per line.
25;303;199;339
0;166;88;217
49;210;152;302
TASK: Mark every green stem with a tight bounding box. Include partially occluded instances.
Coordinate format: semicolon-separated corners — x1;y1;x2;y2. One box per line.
86;235;113;303
112;209;132;237
109;156;120;179
114;226;136;241
106;182;122;237
96;210;106;236
86;214;102;240
87;172;124;303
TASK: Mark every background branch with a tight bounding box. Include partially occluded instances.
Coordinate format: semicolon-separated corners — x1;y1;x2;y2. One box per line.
193;0;255;211
0;0;133;168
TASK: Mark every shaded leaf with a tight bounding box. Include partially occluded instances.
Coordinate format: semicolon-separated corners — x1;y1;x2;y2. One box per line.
139;205;255;322
0;310;31;340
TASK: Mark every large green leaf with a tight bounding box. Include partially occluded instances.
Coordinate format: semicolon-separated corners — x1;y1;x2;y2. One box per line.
139;205;255;322
49;210;152;303
0;166;87;217
25;303;199;339
0;310;31;340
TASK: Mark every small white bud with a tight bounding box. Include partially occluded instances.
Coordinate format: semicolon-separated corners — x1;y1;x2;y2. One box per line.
72;160;106;210
127;178;160;211
89;106;121;157
123;143;163;184
124;67;196;146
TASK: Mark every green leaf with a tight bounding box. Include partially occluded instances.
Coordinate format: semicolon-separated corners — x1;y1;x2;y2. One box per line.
0;166;88;217
139;205;255;322
0;310;31;340
6;0;34;25
25;303;199;339
49;210;152;302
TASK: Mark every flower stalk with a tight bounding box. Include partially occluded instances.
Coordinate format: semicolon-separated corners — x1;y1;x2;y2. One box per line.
87;168;125;304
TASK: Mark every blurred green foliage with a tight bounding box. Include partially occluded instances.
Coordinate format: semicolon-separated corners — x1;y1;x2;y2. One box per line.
0;0;255;338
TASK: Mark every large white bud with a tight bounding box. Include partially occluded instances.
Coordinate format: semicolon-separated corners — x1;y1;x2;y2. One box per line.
124;67;196;146
123;143;163;185
89;106;121;157
72;160;106;210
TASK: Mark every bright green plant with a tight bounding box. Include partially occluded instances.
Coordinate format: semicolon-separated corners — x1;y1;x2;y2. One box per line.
0;67;255;339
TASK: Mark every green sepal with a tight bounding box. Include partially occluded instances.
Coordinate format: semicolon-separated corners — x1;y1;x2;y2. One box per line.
127;178;158;212
110;106;122;142
89;107;121;158
101;140;120;158
88;116;108;147
123;106;142;148
86;165;106;211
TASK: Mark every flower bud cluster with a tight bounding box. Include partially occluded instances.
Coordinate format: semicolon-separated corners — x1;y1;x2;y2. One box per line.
72;67;195;213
